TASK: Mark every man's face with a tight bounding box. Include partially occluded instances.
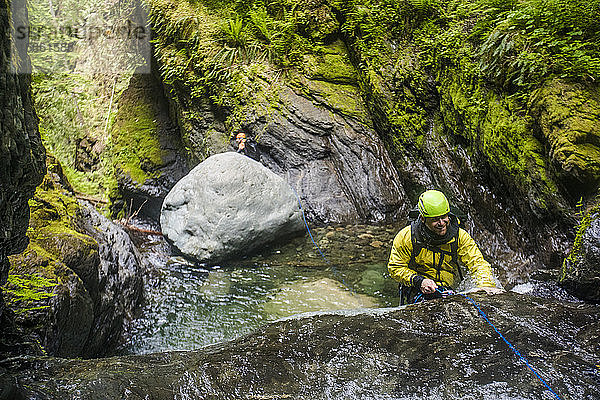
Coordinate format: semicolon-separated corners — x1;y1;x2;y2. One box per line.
423;214;450;236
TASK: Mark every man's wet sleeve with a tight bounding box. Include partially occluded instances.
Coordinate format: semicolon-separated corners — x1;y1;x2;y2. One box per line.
388;227;419;287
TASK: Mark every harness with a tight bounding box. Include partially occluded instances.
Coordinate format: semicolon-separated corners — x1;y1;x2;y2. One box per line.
399;215;464;305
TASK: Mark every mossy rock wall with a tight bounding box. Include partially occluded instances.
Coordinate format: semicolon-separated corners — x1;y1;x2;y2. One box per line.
530;80;600;197
148;0;406;223
0;0;46;293
4;156;145;357
329;0;599;272
144;0;600;283
6;161;99;357
110;71;189;220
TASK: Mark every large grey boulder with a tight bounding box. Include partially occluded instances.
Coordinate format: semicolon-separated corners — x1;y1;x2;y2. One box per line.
160;152;304;264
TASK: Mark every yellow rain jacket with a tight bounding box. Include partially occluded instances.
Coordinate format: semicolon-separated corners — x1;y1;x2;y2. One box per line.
388;223;495;290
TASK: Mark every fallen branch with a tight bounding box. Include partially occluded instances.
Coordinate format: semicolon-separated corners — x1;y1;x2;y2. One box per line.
75;193;108;205
116;220;163;236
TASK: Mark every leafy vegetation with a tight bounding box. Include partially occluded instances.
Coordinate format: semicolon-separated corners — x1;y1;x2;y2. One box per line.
560;198;600;281
473;0;600;91
28;0;148;210
32;73;128;205
330;0;600;92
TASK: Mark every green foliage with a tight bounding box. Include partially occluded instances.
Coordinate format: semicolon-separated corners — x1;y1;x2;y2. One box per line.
560;198;600;281
149;0;312;98
32;73;127;201
249;7;274;42
331;0;600;95
144;0;599;218
221;16;246;47
148;0;328;148
474;0;600;90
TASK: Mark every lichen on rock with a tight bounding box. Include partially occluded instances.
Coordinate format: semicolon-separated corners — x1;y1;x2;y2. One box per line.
560;199;600;302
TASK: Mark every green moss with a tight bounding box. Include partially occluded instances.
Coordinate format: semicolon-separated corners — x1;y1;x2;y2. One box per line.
29;181;80;227
111;97;164;185
33;73;130;203
4;274;57;306
560;198;600;282
529;80;600;194
300;78;369;122
434;64;563;213
143;0;599;219
4;167;100;325
303;41;358;84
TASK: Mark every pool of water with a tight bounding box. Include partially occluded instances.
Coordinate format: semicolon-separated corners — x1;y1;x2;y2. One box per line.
119;222;401;355
118;218;570;356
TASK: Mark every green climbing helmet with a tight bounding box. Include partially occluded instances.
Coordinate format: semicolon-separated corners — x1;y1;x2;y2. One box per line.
417;190;450;218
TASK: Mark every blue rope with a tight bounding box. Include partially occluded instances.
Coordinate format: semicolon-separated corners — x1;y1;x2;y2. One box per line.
290;188;355;294
422;288;563;400
299;200;330;263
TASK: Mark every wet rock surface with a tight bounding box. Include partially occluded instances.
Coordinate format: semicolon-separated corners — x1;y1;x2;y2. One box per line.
161;152;305;264
246;83;406;224
76;202;145;356
561;213;600;303
4;292;599;399
3;158;144;358
0;0;46;312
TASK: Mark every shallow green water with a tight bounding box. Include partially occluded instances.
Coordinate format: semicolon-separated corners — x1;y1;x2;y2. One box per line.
120;223;401;355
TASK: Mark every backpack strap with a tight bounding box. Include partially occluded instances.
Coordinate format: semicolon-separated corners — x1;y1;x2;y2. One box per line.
408;220;422;272
408;220;463;282
449;235;463;281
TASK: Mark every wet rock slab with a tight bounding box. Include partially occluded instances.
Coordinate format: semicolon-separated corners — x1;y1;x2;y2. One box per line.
4;292;599;399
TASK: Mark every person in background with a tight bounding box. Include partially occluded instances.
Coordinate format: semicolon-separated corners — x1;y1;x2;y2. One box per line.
233;131;260;161
388;189;504;305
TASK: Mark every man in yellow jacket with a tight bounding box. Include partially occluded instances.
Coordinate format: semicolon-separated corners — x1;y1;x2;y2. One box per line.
388;190;504;305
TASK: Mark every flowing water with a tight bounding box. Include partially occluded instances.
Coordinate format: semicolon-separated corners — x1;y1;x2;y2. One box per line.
119;221;402;355
118;219;576;356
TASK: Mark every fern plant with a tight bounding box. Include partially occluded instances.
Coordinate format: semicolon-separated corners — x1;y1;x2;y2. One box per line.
249;7;273;43
474;0;600;90
222;16;246;48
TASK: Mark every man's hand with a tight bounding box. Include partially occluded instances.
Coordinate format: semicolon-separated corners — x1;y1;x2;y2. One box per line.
420;278;438;294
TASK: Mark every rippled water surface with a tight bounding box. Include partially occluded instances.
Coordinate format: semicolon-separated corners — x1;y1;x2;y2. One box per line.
120;222;401;355
119;218;570;355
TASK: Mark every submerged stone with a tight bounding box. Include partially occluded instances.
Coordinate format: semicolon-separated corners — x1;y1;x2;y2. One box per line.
5;293;599;399
263;277;378;318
